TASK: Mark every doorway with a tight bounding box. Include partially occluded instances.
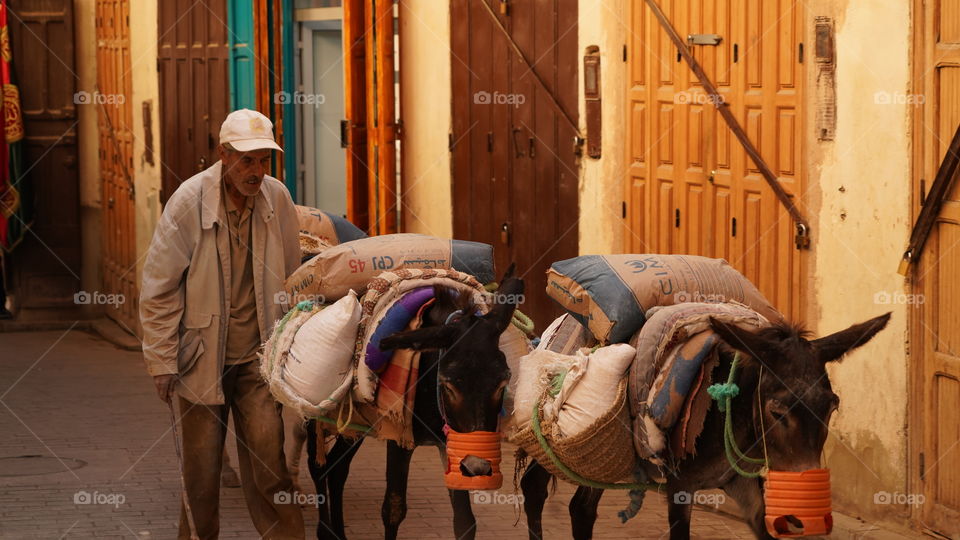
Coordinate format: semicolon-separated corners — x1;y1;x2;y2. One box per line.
297;11;347;215
450;0;580;329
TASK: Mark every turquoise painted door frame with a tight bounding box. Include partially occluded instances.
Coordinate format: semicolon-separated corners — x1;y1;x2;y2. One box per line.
227;0;256;110
228;0;298;199
282;0;297;197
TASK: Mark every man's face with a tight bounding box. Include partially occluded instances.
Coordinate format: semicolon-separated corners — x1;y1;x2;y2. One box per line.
218;145;272;198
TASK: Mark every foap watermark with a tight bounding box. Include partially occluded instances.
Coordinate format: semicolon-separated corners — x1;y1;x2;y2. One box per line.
74;490;126;508
672;491;726;507
486;292;526;306
674;91;725;106
274;91;326;107
74;290;126;308
73;90;126;106
873;291;924;305
473;90;526;108
274;491;326;507
471;490;524;505
673;290;727;304
273;291;326;306
873;491;925;507
873;91;925;106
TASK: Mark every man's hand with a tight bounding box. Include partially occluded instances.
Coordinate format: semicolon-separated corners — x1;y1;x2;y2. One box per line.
153;374;178;403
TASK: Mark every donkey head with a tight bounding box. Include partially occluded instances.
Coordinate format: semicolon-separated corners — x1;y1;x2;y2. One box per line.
709;312;890;471
379;265;524;436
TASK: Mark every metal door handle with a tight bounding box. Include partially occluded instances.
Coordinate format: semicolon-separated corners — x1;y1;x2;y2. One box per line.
501;222;511;245
512;128;525;157
197;156;207;172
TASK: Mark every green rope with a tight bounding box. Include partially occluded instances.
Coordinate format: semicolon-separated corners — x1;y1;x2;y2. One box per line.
707;353;767;478
530;384;664;492
511;309;535;335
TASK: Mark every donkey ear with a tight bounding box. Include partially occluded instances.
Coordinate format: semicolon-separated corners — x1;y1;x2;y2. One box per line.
486;275;524;334
812;312;891;363
709;317;771;358
379;325;459;352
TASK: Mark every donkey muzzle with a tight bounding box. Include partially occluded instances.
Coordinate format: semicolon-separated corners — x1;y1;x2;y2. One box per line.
444;429;502;490
764;468;832;538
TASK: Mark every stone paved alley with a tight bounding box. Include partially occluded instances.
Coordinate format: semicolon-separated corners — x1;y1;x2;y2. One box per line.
0;329;913;539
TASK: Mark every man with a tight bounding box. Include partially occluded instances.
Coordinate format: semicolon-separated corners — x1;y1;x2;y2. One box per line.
140;109;304;539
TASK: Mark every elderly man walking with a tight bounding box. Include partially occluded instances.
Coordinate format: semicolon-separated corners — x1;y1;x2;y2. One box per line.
140;109;304;539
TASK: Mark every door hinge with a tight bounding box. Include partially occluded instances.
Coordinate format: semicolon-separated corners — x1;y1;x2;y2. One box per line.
799;42;804;63
919;452;925;479
448;132;454;151
622;201;627;219
623;44;627;62
675;208;681;228
920;178;926;206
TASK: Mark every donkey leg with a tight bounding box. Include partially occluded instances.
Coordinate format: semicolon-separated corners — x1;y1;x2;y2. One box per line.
569;487;604;540
721;476;774;540
448;489;477;540
382;441;414;540
438;446;478;539
520;460;551;540
306;422;336;540
666;486;694;540
325;436;363;539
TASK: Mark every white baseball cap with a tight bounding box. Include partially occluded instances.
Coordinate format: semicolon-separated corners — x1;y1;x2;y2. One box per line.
219;109;283;152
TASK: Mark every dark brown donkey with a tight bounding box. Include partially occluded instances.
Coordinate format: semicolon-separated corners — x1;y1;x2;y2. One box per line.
520;312;891;540
305;267;524;540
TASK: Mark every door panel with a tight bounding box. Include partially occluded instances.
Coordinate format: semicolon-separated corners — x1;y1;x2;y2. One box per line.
158;0;230;203
8;0;81;313
624;0;804;320
914;0;960;533
450;0;579;329
96;0;139;332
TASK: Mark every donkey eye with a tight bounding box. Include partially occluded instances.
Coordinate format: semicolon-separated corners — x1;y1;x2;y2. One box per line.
768;399;790;422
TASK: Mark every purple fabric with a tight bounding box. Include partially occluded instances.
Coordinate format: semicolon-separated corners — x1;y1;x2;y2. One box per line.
365;287;436;373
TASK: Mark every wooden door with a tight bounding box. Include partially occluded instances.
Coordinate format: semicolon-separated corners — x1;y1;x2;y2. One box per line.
450;0;579;330
96;0;138;332
912;0;960;534
158;0;230;203
624;0;804;320
8;0;81;314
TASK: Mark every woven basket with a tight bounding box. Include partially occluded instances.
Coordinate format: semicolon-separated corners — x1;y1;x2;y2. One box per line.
509;378;637;485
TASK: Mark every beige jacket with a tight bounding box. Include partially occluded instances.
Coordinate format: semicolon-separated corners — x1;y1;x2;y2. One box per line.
139;161;301;404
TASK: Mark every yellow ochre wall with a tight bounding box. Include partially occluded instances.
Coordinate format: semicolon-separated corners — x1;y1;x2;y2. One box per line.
806;0;912;527
128;0;163;290
398;0;453;238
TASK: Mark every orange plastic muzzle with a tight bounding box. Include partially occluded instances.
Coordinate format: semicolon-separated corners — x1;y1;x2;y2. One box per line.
444;430;503;491
764;468;833;538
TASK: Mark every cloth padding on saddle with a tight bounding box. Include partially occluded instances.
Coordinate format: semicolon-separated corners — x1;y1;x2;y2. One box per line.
628;302;771;463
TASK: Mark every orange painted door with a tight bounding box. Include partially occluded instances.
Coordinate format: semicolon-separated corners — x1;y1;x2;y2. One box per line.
624;0;804;319
914;0;960;534
96;0;139;333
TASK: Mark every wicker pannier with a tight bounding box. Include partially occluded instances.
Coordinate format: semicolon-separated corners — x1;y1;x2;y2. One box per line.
509;379;637;485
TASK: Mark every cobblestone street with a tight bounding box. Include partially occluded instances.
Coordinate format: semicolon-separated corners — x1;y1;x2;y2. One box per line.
0;329;904;539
